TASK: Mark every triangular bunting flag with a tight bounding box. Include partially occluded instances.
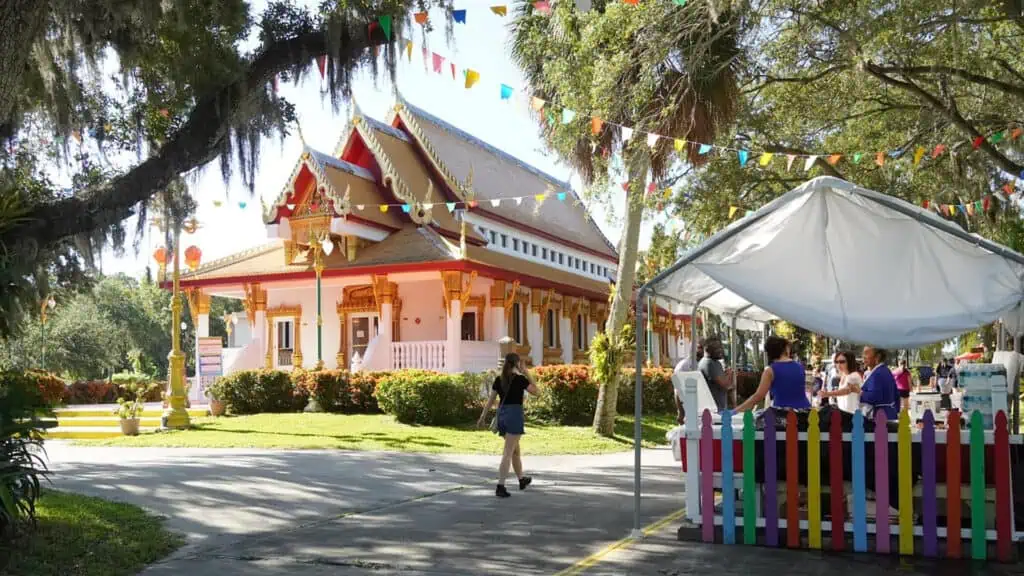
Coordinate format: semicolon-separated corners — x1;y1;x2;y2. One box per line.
316;55;327;79
356;204;365;210
423;203;434;210
531;96;546;111
405;40;413;61
414;12;428;24
758;153;773;166
674;139;686;152
623;0;639;4
728;206;738;219
1011;127;1023;140
286;203;296;210
591;117;604;135
534;1;551;14
1004;183;1015;195
698;144;712;155
515;197;523;206
827;154;842;166
557;192;567;201
450;62;456;80
786;155;796;171
673;0;687;4
983;196;991;211
238;201;247;209
212;200;223;207
491;5;508;16
647;133;659;148
966;203;975;216
875;152;885;167
990;131;1005;143
804;155;818;171
852;152;863;164
546;110;555;126
745;210;754;217
972;135;984;149
913;146;925;167
500;84;514;100
465;69;480;89
490;199;501;207
380;205;389;213
621;126;633;142
379;15;392;39
468;200;479;209
446;202;456;212
432;52;444;73
932;144;947;158
646;182;656;194
401;204;412;214
452;9;466;23
535;193;547;203
561;109;576;124
621;182;630;192
738;150;749;166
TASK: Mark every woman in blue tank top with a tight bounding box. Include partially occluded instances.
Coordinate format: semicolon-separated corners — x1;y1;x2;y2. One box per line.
735;336;811;412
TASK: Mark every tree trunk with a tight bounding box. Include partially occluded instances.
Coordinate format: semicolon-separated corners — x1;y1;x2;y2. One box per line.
0;0;48;131
592;161;647;436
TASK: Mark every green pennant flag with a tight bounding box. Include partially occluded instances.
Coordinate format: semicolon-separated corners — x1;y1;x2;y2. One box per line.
379;15;392;40
673;0;687;4
852;152;863;164
990;131;1005;143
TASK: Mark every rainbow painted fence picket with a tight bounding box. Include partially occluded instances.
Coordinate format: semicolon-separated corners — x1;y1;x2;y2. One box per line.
677;391;1023;561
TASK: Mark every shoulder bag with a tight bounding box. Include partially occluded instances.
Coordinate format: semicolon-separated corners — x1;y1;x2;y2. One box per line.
489;377;510;434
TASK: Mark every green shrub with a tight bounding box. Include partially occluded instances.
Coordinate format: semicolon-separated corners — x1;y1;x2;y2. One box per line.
111;373;162;403
291;369;347;412
527;365;598;425
0;370;51;539
374;370;481;425
618;368;676;414
208;370;306;415
348;371;385;413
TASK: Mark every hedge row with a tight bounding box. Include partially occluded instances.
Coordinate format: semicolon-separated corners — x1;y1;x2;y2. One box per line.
13;371;165;406
210;365;675;427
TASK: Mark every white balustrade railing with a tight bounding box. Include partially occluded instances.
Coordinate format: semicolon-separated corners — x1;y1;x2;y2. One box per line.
391;341;447;371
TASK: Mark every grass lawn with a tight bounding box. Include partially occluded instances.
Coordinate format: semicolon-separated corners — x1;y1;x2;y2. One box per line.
77;412;677;455
0;490;183;576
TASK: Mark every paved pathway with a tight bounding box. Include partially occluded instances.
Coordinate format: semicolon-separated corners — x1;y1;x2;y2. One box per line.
42;444;1020;575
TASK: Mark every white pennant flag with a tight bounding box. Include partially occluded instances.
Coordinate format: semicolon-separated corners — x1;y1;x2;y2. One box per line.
423;203;434;210
356;204;365;210
621;126;633;142
490;199;501;207
515;197;523;206
646;133;659;148
804;156;818;172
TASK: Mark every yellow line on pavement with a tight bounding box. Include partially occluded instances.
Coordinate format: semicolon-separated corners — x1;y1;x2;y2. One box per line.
552;507;687;576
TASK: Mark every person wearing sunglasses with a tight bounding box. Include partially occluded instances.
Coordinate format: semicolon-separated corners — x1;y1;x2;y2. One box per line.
818;350;863;413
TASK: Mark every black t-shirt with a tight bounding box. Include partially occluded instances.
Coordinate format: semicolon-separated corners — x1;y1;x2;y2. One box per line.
492;374;529;406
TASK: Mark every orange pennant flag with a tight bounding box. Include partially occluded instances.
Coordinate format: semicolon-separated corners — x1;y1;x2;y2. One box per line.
932;144;947;158
414;12;428;24
966;203;975;216
1004;183;1015;195
623;0;639;4
826;154;842;166
875;152;885;167
1011;127;1023;140
490;5;508;16
591;117;603;135
531;97;546;112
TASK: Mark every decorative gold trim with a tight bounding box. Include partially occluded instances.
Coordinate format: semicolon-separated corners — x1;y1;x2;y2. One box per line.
266;305;303;368
489;280;506;307
242;283;267;326
352;116;428;225
393;104;472;202
263;147;353;224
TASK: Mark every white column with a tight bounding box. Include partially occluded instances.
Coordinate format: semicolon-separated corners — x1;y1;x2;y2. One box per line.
491;306;507;341
380;301;393;370
682;373;701;523
194;313;210;402
588;321;599;344
560;315;573;364
528;309;543;366
446;299;462;373
253;309;267;367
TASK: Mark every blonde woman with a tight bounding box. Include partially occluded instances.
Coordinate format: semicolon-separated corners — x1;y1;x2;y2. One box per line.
477;353;539;498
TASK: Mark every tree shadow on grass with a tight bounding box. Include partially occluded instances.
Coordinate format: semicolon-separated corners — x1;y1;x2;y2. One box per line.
163;426;454;449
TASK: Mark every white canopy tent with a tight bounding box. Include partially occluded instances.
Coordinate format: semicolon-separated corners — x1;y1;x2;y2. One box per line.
626;176;1024;535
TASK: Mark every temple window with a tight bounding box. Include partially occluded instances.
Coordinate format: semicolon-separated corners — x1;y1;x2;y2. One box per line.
542;247;548;259
532;244;538;257
501;234;508;248
511;302;523;344
513;238;520;251
575;313;587;351
461;312;477;341
545;308;558;348
489;231;497;244
276;320;294;366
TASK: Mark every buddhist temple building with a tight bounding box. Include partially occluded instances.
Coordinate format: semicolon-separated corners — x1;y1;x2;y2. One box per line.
178;97;690;394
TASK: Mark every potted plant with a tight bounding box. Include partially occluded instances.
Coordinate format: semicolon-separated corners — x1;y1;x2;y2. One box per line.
206;388;225;417
113;381;151;436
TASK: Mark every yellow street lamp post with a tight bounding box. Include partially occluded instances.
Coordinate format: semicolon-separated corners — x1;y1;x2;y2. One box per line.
163;225;191;429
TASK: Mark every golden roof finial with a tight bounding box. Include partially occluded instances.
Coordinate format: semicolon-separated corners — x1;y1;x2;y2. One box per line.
463;166;475;199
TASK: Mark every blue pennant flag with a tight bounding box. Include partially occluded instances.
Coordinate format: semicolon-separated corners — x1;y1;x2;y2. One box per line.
401;204;412;213
738;150;749;166
557;192;567;201
698;144;712;155
238;201;247;209
453;9;467;23
500;84;514;100
446;202;456;212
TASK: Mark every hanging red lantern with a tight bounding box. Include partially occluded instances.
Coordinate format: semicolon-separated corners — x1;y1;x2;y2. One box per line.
153;247;168;265
184;246;202;271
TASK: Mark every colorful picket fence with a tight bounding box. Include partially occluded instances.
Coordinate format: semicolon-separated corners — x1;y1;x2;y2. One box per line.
685;407;1021;562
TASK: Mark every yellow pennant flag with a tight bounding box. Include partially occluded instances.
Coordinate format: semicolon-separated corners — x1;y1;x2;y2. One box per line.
758;152;774;166
405;40;413;61
490;5;508;16
534;193;547;203
380;205;389;213
729;206;739;219
913;146;926;167
465;69;480;89
674;139;686;152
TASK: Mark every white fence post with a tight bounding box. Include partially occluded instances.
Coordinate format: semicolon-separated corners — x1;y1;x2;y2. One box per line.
684;375;701;523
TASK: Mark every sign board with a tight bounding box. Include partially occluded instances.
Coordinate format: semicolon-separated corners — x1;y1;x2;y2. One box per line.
195;337;223;402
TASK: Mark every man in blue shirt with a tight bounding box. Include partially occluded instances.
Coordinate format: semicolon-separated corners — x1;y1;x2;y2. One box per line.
860;346;899;419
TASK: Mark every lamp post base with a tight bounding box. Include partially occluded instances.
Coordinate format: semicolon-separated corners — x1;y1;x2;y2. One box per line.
164;351;191;430
162;406;191;430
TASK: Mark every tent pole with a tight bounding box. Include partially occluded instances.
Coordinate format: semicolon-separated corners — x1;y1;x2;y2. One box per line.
632;285;649;538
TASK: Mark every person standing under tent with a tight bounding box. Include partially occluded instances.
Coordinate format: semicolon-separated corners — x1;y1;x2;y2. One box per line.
735;336;810;412
673;340;704;424
699;337;734;412
818;351;863;413
859;346;899;420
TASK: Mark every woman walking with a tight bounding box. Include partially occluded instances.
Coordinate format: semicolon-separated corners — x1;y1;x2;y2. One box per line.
477;353;539;498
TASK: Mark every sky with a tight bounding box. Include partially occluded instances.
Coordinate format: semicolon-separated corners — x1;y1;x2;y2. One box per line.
99;0;670;277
